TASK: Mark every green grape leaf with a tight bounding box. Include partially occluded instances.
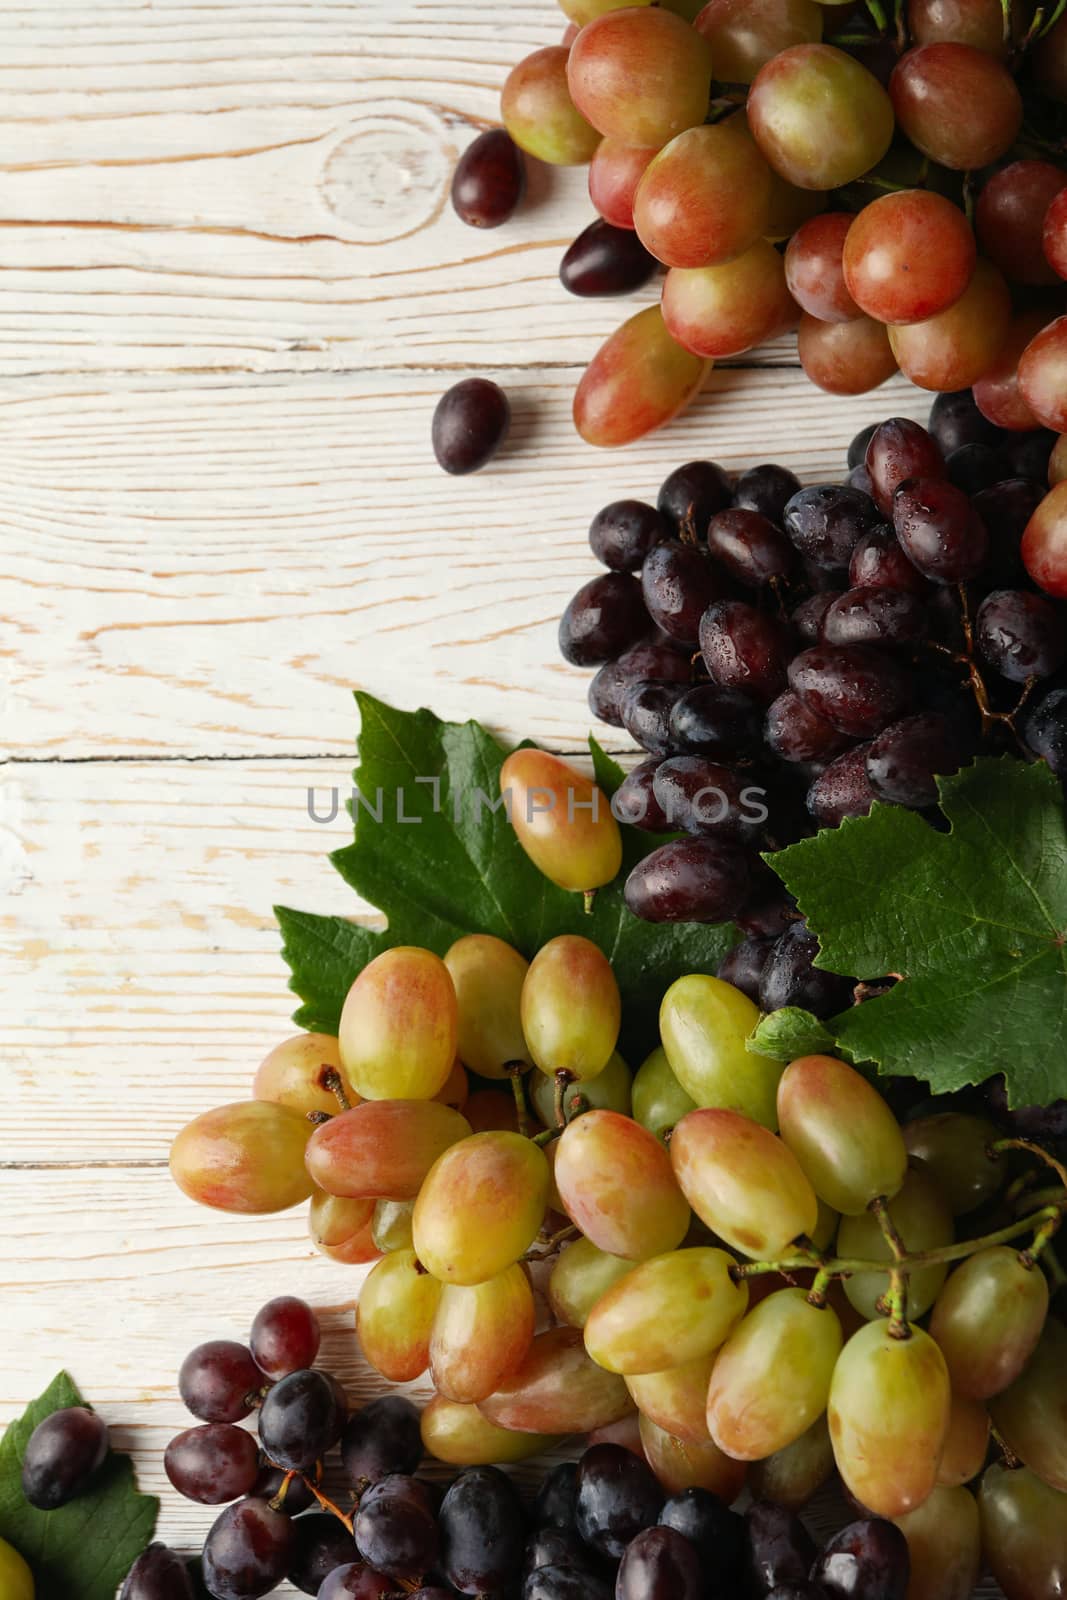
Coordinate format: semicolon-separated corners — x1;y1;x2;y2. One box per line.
278;695;737;1062
0;1372;157;1600
767;757;1067;1106
747;1007;838;1063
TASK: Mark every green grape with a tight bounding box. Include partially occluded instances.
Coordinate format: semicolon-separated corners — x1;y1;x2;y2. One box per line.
0;1537;33;1600
988;1319;1067;1491
308;1189;380;1265
548;1236;634;1328
837;1166;954;1321
477;1325;634;1434
170;1101;314;1214
583;1247;748;1375
501;47;600;166
560;0;653;18
554;1109;690;1259
707;1287;842;1461
530;1049;631;1127
929;1245;1049;1399
979;1461;1067;1600
893;1484;981;1600
573;305;710;449
660;974;784;1128
253;1031;356;1119
777;1055;907;1215
304;1099;472;1200
421;1393;562;1466
567;8;714;146
500;750;622;895
339;946;458;1102
748;1414;835;1511
902;1113;1004;1215
428;1264;536;1406
444;934;531;1081
748;44;895;190
828;1320;950;1517
631;1045;696;1142
356;1248;442;1383
811;1197;838;1252
669;1108;818;1258
520;935;621;1082
413;1131;549;1285
372;1198;415;1254
637;1414;748;1502
625;1353;716;1445
938;1389;989;1487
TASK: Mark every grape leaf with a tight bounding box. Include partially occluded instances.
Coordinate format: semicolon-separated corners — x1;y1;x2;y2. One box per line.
747;1007;837;1063
277;695;736;1062
768;757;1067;1105
0;1372;157;1600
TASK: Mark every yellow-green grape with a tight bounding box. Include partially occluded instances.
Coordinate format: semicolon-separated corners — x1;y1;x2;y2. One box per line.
478;1325;634;1435
501;47;601;167
836;1165;954;1321
444;934;531;1081
707;1287;842;1461
893;1484;981;1600
631;1045;696;1142
554;1109;690;1260
584;1247;748;1375
929;1245;1050;1399
777;1055;908;1215
253;1031;356;1118
421;1393;562;1466
748;1415;835;1511
637;1414;748;1502
0;1538;33;1600
660;975;784;1128
372;1199;415;1254
810;1197;839;1252
499;749;622;893
521;935;621;1082
412;1131;549;1285
356;1248;441;1383
548;1236;634;1329
938;1390;990;1487
979;1462;1067;1600
989;1319;1067;1491
530;1049;631;1127
828;1320;950;1517
669;1108;818;1258
428;1264;536;1406
305;1100;472;1200
308;1190;379;1265
339;946;458;1102
625;1354;716;1445
902;1113;1005;1215
170;1102;314;1214
560;0;653;19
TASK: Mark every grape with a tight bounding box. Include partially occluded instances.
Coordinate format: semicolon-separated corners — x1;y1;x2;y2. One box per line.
566;9;714;146
584;1246;748;1374
765;691;853;764
735;862;801;935
812;1518;910;1600
20;1406;109;1510
531;1463;579;1533
642;540;728;644
717;935;776;1004
623;836;752;924
319;1566;396;1600
163;1424;258;1506
794;591;842;640
588;662;630;727
357;1247;441;1381
651;756;766;844
307;1102;471;1204
253;1033;354;1120
170;1102;313;1215
784;212;857;322
989;1319;1067;1490
415;1130;548;1286
554;1107;690;1258
178;1342;262;1425
705;507;796;589
907;0;1014;52
560;218;658;297
694;0;824;82
575;306;710;448
258;1368;345;1475
748;1415;835;1511
670;1108;818;1257
748;45;894;190
1005;428;1057;482
635;120;772;270
631;1045;697;1141
620;635;694;683
1025;684;1067;774
708;1288;842;1461
613;757;670;829
1019;316;1067;434
1046;184;1067;279
575;1443;665;1559
626;1353;716;1445
442;935;530;1083
975;476;1045;585
624;679;689;757
560;0;653;18
308;1191;379;1265
501;751;623;897
525;1569;613;1600
501;47;599;166
353;1476;438;1582
976;588;1066;683
778;1055;907;1213
669;683;762;758
431;378;511;475
588;139;658;230
524;1526;601;1579
659;973;783;1126
119;1545;196;1600
865;712;961;808
658;1486;745;1575
616;1526;704;1600
734;462;802;523
201;1498;295;1600
439;1467;526;1596
946;441;1010;495
420;1394;560;1466
890;43;1022;168
902;1112;1004;1214
549;1237;633;1331
588;498;666;570
745;1502;818;1593
559;571;649;665
842;191;975;326
930;1246;1050;1408
663;242;798;359
642;1415;749;1498
889;258;1012;393
784;484;881;570
979;1461;1067;1600
288;1514;358;1595
823;587;926;649
830;1321;950;1516
429;1264;535;1405
936;1389;990;1488
928;388;1001;455
700;599;793;704
972;310;1048;431
806;743;877;827
977;160;1066;286
451;129;525;229
892;477;989;584
531;1048;631;1127
658;458;733;536
788;643;911;737
865;418;946;516
838;1166;954;1322
340;1396;421;1492
339;947;457;1103
521;935;620;1081
798;313;898;397
1022;481;1067;599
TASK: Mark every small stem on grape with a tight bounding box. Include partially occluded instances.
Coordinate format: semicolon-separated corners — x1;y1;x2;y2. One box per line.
990;1136;1067;1196
269;1470;296;1513
306;1109;332;1126
1037;0;1067;36
532;1125;562;1148
808;1267;833;1309
582;889;596;916
505;1061;529;1139
298;1474;355;1532
870;1196;911;1338
1001;0;1014;42
322;1069;351;1113
554;1069;576;1129
1019;1214;1060;1268
894;0;908;50
991;1424;1022;1469
525;1223;578;1262
567;1092;591;1122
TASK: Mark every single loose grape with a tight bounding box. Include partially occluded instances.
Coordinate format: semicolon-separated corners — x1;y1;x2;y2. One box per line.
170;1101;314;1214
21;1406;109;1510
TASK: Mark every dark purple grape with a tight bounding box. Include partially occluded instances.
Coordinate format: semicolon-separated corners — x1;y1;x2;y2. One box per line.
892;477;988;583
524;1527;596;1575
249;1297;320;1382
849;462;874;495
668;683;761;759
642;541;728;645
1023;686;1067;776
164;1424;259;1507
848;526;928;595
658;1488;745;1578
201;1498;295;1600
767;1587;830;1599
588;662;629;727
451;128;526;228
120;1545;197;1600
928;389;1001;455
179;1342;263;1425
622;681;689;756
575;1444;664;1561
560;218;658;296
657;460;733;539
733;462;803;525
792;592;841;643
812;1517;910;1600
744;1502;819;1595
734;857;800;934
354;1476;439;1583
439;1467;525;1596
410;1591;454;1600
765;690;854;764
848;422;880;470
652;757;768;845
524;1568;613;1600
973;476;1045;585
252;1459;315;1516
257;1370;344;1474
1003;427;1056;482
945;441;1010;495
788;644;912;738
783;484;881;570
341;1397;422;1491
588;499;667;571
700;600;792;705
533;1461;579;1531
432;379;510;475
706;508;795;587
976;589;1067;683
559;572;649;666
865;418;945;516
21;1406;109;1510
865;713;961;808
759;923;854;1018
717;935;776;1002
616;1526;704;1600
288;1513;358;1595
617;636;693;684
624;837;751;924
822;587;926;649
985;1075;1067;1142
318;1563;396;1600
613;757;669;830
807;743;877;826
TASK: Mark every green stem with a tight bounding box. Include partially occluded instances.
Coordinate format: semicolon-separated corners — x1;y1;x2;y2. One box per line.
505;1061;529;1140
865;0;889;29
991;1136;1067;1195
554;1069;575;1130
871;1196;911;1338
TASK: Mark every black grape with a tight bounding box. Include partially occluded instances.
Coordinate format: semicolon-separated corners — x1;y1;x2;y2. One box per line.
700;599;793;704
985;1075;1067;1143
252;1459;314;1515
642;541;728;645
973;477;1044;584
783;484;881;570
613;757;669;831
822;587;926;649
257;1369;344;1473
848;526;929;595
616;1526;704;1600
179;1342;263;1425
733;462;802;525
532;1461;579;1530
21;1406;109;1510
657;460;732;539
451;128;525;229
788;644;911;738
439;1467;526;1595
1003;427;1056;481
765;690;853;764
759;922;854;1018
164;1424;259;1506
524;1569;613;1600
734;856;801;934
575;1444;665;1560
287;1513;358;1595
975;589;1067;683
791;592;841;643
928;389;1001;455
811;1517;910;1600
717;936;776;1003
560;218;658;297
657;1488;745;1579
318;1566;396;1600
892;477;989;583
847;422;880;470
807;743;877;826
589;499;667;571
865;418;945;516
558;572;649;666
431;378;510;475
669;683;762;759
617;636;693;684
120;1545;197;1600
624;837;752;924
201;1498;295;1600
354;1475;439;1582
865;713;962;808
341;1397;422;1491
523;1527;596;1575
945;441;1010;495
622;681;690;756
1023;686;1067;777
744;1502;818;1595
588;662;630;727
652;756;769;845
706;508;795;587
249;1296;320;1381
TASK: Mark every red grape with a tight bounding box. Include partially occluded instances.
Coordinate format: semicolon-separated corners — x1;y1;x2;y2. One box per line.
623;836;751;923
642;540;728;644
1018;315;1067;433
693;0;824;83
567;9;714;147
784;483;882;569
588;140;658;229
893;477;989;583
574;306;709;448
784;212;859;323
658;459;732;535
866;712;962;807
1045;185;1067;281
432;379;510;476
1021;481;1067;599
788;643;912;736
501;47;600;166
865;418;946;516
850;525;931;594
976;588;1067;682
662;241;798;358
705;507;795;586
1034;10;1067;101
250;1296;321;1380
748;45;894;190
841;190;976;325
798;313;898;395
765;168;827;240
634;120;772;268
700;598;794;703
906;0;1013;53
559;571;649;664
588;499;667;570
889;44;1022;170
806;743;877;825
765;689;853;762
822;586;927;648
560;219;658;296
888;257;1012;391
451;130;526;229
972;311;1048;431
164;1424;259;1506
1050;433;1067;485
976;160;1067;286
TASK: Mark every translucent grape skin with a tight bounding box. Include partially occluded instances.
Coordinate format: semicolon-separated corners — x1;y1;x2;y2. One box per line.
584;1246;748;1374
588;139;658;231
659;973;783;1127
747;45;894;190
308;1191;379;1266
420;1394;561;1467
520;934;621;1081
811;1518;911;1600
338;946;458;1103
930;1246;1049;1402
431;378;511;475
892;477;990;584
451;128;525;228
670;1108;817;1257
179;1341;263;1425
1018;315;1067;435
626;1353;716;1445
663;241;799;360
354;1476;438;1583
358;1250;442;1382
631;1044;697;1142
566;9;714;147
21;1406;109;1510
889;42;1023;170
1022;480;1067;600
502;752;622;897
554;1108;690;1259
429;1264;535;1405
588;498;667;570
119;1545;196;1600
777;1055;907;1214
307;1103;472;1206
837;1165;954;1322
413;1131;549;1285
798;312;898;397
979;1461;1067;1600
575;1443;665;1559
170;1102;314;1215
560;219;658;297
784;211;859;322
707;1288;842;1461
616;1526;704;1600
558;570;649;664
444;934;530;1080
987;1319;1067;1489
642;540;728;645
634;120;773;269
501;47;599;166
253;1032;354;1120
574;306;710;448
201;1498;295;1600
623;836;752;925
163;1423;259;1506
841;190;975;325
888;258;1012;393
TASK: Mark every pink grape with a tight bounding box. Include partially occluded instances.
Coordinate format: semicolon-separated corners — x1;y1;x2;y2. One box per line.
588;140;658;229
662;241;798;359
842;190;976;325
1022;481;1067;599
1018;315;1067;433
784;212;859;323
798;313;898;396
977;160;1067;286
889;43;1022;169
501;47;600;166
1045;184;1067;280
972;311;1048;431
633;120;773;269
693;0;824;84
574;306;709;447
747;45;894;191
567;9;714;147
888;257;1011;391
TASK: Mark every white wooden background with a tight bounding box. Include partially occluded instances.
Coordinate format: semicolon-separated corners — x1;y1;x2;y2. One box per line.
0;0;948;1578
